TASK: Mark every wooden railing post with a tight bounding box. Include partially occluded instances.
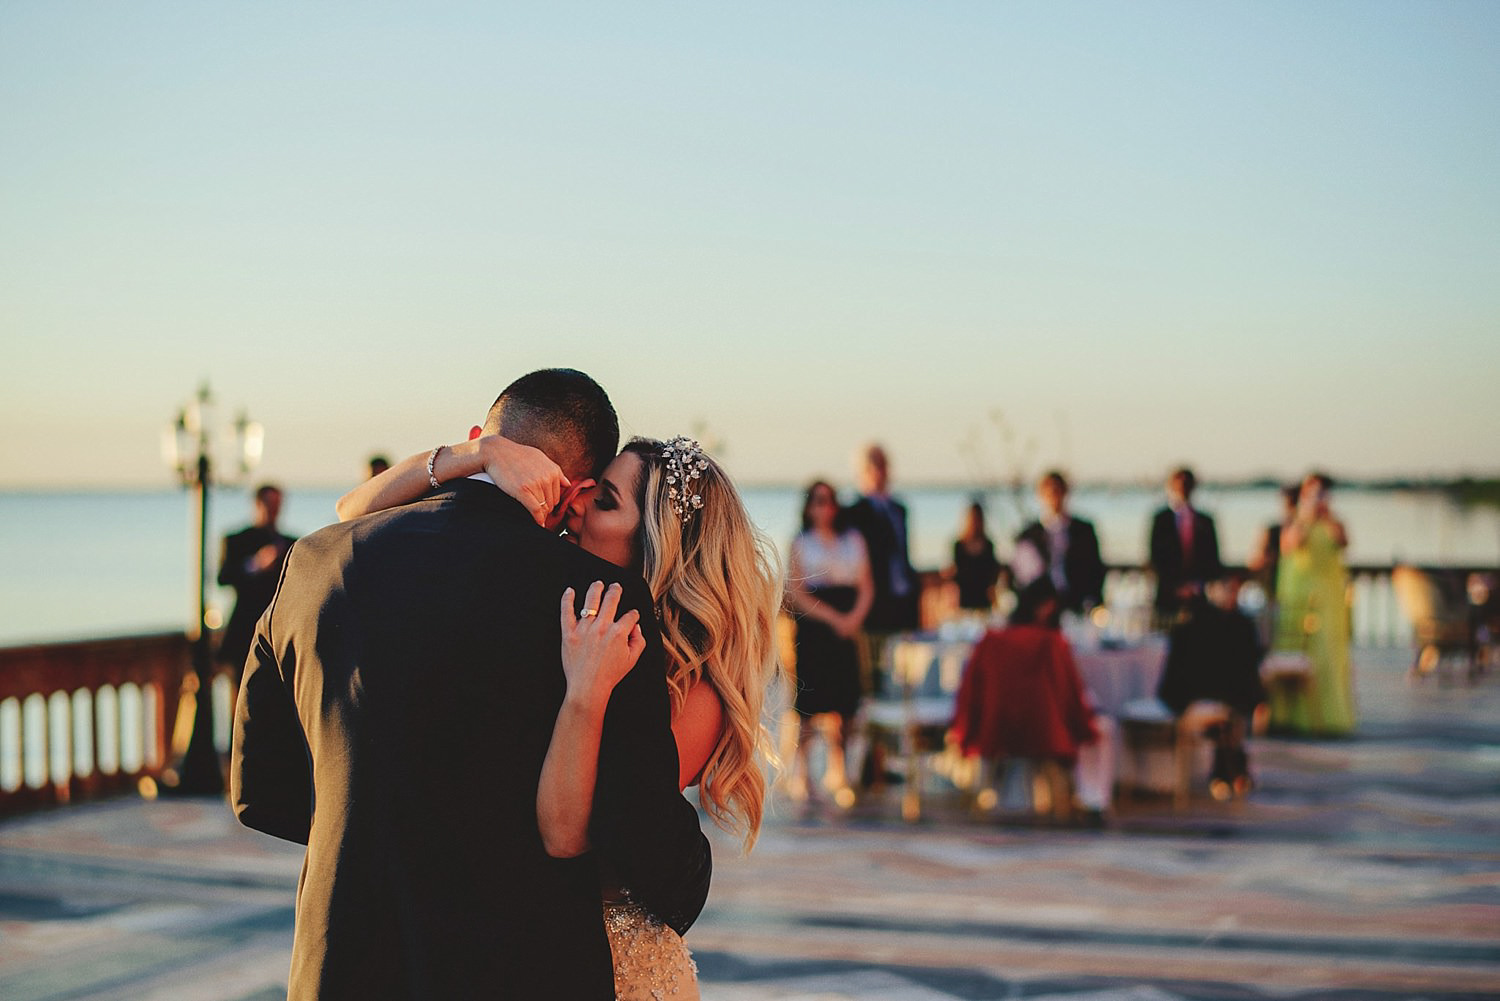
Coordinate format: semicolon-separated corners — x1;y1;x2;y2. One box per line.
0;633;194;818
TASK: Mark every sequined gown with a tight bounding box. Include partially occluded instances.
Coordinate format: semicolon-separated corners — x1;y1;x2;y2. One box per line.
603;890;699;1000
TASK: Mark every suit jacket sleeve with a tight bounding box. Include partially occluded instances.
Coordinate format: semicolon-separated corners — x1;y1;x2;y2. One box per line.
587;576;712;936
1148;511;1173;576
846;501;882;568
1077;523;1106;608
218;531;249;589
229;548;313;845
1202;515;1223;578
894;500;914;577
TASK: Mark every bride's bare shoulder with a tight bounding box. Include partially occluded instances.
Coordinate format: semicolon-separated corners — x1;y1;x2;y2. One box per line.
672;680;725;790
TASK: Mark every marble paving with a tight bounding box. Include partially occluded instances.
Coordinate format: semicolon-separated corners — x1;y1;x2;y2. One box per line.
1;648;1496;1000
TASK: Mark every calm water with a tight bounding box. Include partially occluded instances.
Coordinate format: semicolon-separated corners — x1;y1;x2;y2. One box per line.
2;484;1497;647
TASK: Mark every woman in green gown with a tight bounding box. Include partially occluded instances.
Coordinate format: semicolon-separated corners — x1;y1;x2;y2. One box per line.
1269;473;1356;734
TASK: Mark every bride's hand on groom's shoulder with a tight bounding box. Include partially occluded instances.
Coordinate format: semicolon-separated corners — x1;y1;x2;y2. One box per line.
559;581;647;710
474;434;570;526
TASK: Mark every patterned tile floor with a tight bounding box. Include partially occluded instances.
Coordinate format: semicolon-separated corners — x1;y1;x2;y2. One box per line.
1;648;1496;1000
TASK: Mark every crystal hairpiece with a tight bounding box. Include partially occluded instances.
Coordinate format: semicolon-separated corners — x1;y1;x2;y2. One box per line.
661;436;709;522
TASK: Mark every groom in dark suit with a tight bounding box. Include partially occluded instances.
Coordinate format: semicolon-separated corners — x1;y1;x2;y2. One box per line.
230;369;709;1000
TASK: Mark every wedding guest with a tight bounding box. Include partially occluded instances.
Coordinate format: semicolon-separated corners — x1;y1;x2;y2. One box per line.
1247;484;1301;601
216;484;296;682
845;444;918;787
1156;576;1266;797
1268;472;1356;735
846;444;919;635
949;501;1002;613
1012;471;1105;615
786;481;873;803
948;580;1099;819
847;443;920;704
1244;484;1300;646
367;454;391;478
1148;467;1222;626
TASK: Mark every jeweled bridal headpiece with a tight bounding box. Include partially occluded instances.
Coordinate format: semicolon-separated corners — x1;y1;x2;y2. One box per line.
661;436;709;522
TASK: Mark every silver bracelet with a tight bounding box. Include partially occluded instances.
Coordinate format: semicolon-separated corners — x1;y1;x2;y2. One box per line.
426;445;444;490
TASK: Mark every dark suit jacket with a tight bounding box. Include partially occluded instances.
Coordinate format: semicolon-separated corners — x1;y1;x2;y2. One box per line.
846;495;919;632
1158;599;1265;715
1015;517;1105;614
1148;507;1222;613
216;524;295;675
230;480;710;1000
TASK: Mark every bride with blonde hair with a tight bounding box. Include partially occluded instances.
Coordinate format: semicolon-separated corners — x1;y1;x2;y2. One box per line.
338;431;782;1000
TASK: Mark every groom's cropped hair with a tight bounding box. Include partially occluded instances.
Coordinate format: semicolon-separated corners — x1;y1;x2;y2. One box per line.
484;368;619;481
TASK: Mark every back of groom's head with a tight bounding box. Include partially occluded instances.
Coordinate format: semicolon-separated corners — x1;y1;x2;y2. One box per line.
483;368;619;481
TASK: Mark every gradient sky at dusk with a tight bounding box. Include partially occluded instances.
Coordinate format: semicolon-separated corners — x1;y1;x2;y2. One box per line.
3;2;1497;488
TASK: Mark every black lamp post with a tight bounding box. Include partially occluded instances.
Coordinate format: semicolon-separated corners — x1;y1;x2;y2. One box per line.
161;382;263;795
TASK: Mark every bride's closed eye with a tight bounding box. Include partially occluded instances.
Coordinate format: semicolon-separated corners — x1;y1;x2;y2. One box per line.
594;477;623;511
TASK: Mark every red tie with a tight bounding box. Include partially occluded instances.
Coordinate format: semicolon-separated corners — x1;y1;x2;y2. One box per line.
1178;510;1194;564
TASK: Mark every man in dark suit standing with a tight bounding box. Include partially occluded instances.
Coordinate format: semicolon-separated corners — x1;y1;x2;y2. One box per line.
1149;467;1223;624
845;443;919;785
215;484;296;684
845;443;919;635
230;370;709;1000
1013;470;1106;615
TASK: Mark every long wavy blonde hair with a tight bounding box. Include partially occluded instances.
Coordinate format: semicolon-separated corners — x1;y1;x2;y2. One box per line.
620;437;782;851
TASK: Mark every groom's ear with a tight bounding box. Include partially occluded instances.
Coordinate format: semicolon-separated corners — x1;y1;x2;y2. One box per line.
544;479;594;534
468;425;483;440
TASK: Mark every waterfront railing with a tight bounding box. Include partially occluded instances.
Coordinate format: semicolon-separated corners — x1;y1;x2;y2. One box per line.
0;633;204;816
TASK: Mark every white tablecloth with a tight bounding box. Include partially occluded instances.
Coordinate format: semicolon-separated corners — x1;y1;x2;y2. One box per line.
880;633;1168;716
1074;638;1169;717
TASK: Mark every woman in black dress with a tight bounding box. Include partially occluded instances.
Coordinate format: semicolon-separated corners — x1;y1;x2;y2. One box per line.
786;481;874;802
951;501;1001;613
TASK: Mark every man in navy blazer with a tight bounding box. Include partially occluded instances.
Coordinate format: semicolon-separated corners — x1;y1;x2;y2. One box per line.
845;443;920;634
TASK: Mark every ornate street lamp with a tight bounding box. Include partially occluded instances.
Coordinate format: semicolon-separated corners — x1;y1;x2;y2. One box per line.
160;382;263;795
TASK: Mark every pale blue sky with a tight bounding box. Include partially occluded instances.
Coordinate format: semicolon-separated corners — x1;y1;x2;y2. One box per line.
3;2;1497;488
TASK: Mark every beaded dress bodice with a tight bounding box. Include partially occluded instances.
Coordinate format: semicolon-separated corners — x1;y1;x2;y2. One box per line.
603;892;699;1001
